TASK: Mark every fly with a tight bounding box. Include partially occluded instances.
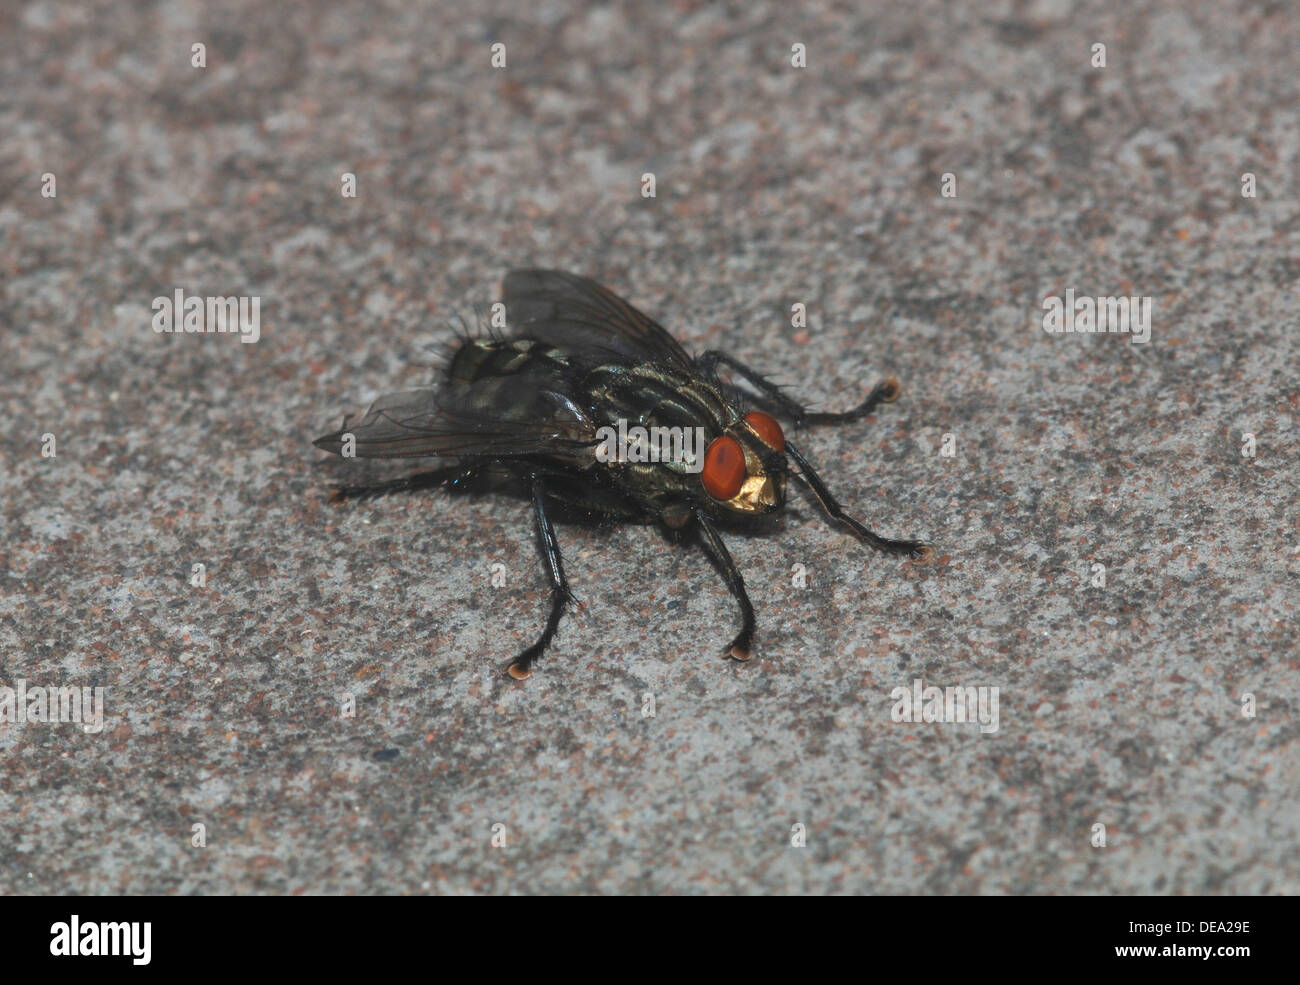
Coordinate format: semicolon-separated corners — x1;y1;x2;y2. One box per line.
314;269;931;679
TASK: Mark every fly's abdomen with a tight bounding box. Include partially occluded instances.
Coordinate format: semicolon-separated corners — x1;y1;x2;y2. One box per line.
448;338;570;385
436;338;596;463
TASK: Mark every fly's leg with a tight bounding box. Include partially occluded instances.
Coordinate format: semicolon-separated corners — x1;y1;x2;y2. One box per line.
506;475;577;680
694;511;756;661
785;440;931;561
327;465;479;505
698;349;901;425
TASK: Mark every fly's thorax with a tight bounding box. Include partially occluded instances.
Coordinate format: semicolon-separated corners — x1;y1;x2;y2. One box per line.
586;364;731;478
585;364;732;428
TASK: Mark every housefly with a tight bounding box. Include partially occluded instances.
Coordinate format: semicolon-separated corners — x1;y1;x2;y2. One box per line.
314;269;930;680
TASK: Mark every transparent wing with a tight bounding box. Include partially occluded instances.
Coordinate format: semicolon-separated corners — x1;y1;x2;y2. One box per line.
314;377;599;461
503;269;693;370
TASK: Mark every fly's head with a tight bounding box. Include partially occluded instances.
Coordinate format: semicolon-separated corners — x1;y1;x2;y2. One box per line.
699;410;788;517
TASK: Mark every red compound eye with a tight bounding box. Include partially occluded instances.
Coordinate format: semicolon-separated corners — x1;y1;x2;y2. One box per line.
702;435;746;500
744;411;785;451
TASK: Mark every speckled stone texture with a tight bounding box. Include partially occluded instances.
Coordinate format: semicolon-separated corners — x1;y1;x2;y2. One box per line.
2;0;1297;895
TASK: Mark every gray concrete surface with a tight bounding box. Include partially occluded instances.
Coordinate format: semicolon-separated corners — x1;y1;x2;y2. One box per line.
1;0;1297;894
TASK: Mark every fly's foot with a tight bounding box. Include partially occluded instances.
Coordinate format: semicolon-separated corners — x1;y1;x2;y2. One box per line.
504;643;545;681
877;376;902;402
872;536;931;560
724;636;754;661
